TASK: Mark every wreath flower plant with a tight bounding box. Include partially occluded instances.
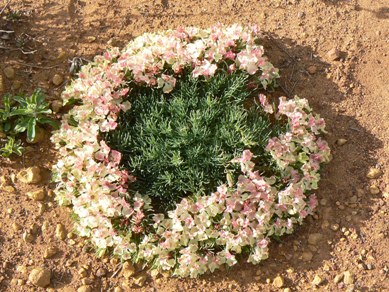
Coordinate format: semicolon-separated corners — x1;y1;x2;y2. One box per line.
51;24;331;278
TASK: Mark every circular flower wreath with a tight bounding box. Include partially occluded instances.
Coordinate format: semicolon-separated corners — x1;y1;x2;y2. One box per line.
52;24;331;278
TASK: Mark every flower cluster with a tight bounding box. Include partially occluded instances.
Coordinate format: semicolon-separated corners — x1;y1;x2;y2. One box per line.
51;24;330;277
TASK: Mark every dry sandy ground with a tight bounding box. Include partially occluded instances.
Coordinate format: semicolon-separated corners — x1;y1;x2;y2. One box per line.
0;0;388;291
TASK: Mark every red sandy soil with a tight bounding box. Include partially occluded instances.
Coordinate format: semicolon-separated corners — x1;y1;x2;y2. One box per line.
0;0;388;291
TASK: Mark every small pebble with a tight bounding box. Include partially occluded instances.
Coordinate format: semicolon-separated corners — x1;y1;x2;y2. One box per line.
28;267;51;288
16;265;28;274
47;189;55;197
302;251;313;261
77;286;92;292
4;66;15;79
50;100;63;113
29;223;40;235
27;189;46;201
312;275;323;286
17;167;42;184
17;279;25;285
307;65;317;74
121;261;135;278
110;258;119;265
23;231;34;243
38;203;46;215
55;224;66;240
367;167;382;179
133;274;147;287
86;36;96;43
336;138;348;146
272;276;284;288
12;222;22;231
327;48;341;61
358;262;366;270
3;185;15;193
10;279;18;286
0;175;7;185
78;268;88;278
323;263;331;271
321;220;330;229
334;273;344;283
331;224;340;231
12;80;22;90
52;74;64;86
41;221;50;233
44;246;59;259
349;195;358;204
343;271;354;284
369;185;380;195
95;268;107;277
57;50;66;60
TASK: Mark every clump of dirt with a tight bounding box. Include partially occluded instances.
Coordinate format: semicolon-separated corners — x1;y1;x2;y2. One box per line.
0;0;388;291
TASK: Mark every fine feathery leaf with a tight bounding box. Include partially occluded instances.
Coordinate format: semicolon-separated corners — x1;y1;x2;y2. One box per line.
105;71;279;212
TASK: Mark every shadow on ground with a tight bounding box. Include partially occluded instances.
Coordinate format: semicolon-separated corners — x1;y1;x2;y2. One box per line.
195;35;383;291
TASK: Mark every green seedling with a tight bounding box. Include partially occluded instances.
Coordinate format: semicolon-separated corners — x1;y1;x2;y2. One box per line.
10;90;59;142
0;94;13;132
0;136;23;157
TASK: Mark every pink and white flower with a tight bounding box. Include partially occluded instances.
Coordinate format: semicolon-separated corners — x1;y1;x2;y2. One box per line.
51;24;330;278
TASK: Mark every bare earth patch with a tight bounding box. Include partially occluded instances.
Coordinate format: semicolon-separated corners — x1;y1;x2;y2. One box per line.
0;0;388;291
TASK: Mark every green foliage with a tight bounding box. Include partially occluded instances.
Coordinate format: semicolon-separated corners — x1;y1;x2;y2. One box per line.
0;94;13;130
5;9;23;21
10;90;58;141
105;71;278;212
0;90;58;157
0;136;23;157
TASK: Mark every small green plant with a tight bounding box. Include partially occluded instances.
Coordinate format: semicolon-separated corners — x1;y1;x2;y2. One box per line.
10;89;58;142
105;71;278;211
0;89;58;157
0;94;12;132
0;136;23;157
4;8;24;22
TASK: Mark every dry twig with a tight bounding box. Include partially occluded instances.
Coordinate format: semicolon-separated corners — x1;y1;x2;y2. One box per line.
15;61;60;70
110;264;122;278
0;46;36;55
0;30;14;34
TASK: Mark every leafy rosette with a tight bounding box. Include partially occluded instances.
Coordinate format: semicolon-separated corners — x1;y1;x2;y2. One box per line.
51;24;331;277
